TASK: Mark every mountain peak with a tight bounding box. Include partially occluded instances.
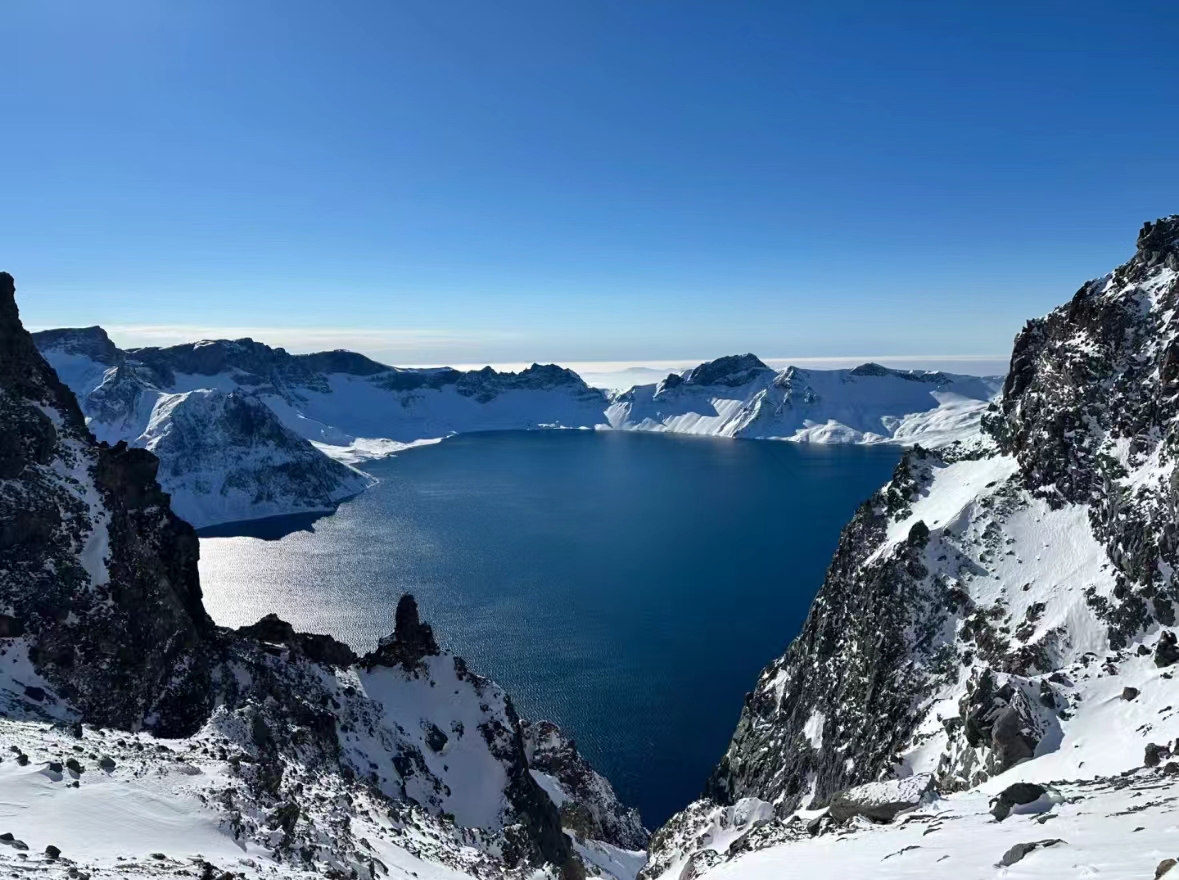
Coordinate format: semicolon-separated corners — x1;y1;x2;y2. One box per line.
683;353;771;387
30;325;121;365
848;362;894;377
1136;215;1179;268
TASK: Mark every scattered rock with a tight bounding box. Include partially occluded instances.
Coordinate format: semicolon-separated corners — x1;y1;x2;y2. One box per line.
98;755;115;771
996;839;1065;867
44;845;60;860
990;782;1047;821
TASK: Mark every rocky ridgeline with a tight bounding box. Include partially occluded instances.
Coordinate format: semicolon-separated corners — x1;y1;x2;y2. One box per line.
642;217;1179;877
1;273;642;877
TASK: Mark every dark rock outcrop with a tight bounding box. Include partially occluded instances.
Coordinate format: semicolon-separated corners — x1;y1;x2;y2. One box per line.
237;613;358;667
521;719;649;850
990;782;1046;821
0;271;214;736
1156;631;1179;667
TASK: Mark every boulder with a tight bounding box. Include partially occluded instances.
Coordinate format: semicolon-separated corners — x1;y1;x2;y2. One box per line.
1155;631;1179;668
1122;686;1140;701
990;782;1047;821
1145;743;1171;768
1157;858;1178;879
997;839;1064;867
827;774;934;823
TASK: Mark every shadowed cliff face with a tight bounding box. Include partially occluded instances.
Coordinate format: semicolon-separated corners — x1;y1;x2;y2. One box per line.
0;271;215;735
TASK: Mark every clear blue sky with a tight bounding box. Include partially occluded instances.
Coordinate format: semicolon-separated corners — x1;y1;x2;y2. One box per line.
4;0;1178;367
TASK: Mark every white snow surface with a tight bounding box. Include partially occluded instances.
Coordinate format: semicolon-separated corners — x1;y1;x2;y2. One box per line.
607;362;1003;447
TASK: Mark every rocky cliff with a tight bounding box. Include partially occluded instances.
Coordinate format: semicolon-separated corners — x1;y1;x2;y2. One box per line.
644;217;1179;879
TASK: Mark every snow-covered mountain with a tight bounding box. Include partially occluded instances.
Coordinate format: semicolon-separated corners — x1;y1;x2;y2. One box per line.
35;330;1002;527
35;328;374;529
607;353;1002;445
640;219;1179;879
34;329;612;525
1;271;645;878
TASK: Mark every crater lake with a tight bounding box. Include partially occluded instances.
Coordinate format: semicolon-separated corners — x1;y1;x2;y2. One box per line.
198;430;900;826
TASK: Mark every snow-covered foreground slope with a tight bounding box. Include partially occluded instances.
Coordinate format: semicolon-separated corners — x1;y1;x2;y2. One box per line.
607;354;1002;446
3;273;645;880
640;217;1179;879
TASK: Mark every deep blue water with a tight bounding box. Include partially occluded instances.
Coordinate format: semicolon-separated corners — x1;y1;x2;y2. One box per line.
198;430;899;826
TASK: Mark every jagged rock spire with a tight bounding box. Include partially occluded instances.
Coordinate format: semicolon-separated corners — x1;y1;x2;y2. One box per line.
364;593;440;668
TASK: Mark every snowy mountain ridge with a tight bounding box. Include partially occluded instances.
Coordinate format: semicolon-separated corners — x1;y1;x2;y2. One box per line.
607;355;1002;445
1;271;646;879
35;330;1001;527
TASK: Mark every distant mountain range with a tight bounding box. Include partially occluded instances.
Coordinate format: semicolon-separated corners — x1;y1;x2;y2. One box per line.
34;328;1003;527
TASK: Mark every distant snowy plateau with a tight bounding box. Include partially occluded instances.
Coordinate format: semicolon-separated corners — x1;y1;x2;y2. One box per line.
6;216;1179;880
33;326;1003;527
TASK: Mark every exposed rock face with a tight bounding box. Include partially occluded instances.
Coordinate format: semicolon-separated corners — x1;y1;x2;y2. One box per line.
704;448;949;811
236;612;358;667
0;272;214;735
681;353;772;387
1000;216;1179;646
522;718;650;850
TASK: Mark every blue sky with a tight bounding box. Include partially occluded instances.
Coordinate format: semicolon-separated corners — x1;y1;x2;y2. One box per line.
4;1;1178;369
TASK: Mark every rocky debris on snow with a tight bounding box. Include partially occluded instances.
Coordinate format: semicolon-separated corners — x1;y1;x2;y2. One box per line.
996;838;1065;867
1145;743;1172;768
